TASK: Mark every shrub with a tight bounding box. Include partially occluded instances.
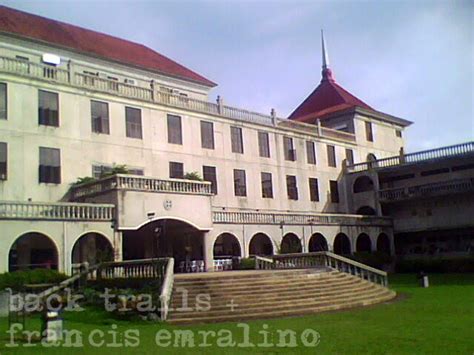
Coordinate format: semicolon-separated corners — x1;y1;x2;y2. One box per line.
0;269;68;291
183;172;203;181
238;258;255;270
396;257;474;273
72;176;97;186
349;252;393;269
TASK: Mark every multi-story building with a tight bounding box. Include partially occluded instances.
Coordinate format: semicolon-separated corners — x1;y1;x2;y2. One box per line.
0;6;470;274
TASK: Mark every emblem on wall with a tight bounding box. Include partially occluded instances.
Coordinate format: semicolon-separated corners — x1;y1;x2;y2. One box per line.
163;199;173;210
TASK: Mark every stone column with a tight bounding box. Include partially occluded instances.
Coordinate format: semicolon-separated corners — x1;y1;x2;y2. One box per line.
202;231;214;272
113;231;123;262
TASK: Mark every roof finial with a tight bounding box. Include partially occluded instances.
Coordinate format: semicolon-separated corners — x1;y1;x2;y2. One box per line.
321;29;334;82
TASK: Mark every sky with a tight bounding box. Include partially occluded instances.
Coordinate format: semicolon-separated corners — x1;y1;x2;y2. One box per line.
2;0;473;152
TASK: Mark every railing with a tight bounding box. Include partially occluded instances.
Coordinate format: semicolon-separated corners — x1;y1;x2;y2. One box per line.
0;55;356;143
254;252;388;287
96;258;168;280
159;258;175;321
347;141;474;173
213;210;392;226
0;200;114;220
379;177;474;202
71;174;212;200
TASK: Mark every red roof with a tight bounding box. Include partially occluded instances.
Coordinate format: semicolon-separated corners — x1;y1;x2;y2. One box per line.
0;6;216;87
288;68;373;123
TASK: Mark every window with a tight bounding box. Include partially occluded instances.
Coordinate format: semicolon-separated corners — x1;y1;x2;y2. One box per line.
309;178;319;202
330;180;339;203
169;162;184;179
203;166;218;194
0;142;7;180
261;172;273;198
283;136;296;161
39;147;61;184
91;100;109;134
200;121;214;149
231;126;244;154
128;168;144;176
92;164;143;179
396;129;402;138
167;114;182;144
327;145;336;167
0;83;6;120
306;141;316;165
365;121;374;142
233;169;247;196
38;90;59;126
258;131;270;158
125;107;142;139
345;148;354;166
286;175;298;200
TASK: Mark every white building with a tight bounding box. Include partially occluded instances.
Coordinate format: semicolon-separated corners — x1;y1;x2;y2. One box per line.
0;6;415;274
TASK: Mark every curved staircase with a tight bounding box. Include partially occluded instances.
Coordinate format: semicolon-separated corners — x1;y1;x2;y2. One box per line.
167;268;396;324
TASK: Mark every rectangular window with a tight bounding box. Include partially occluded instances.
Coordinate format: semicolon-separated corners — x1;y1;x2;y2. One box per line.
306;141;316;165
169;162;184;179
91;100;110;134
365;121;374;142
283;136;296;161
261;172;273;198
38;90;59;126
92;164;111;179
327;145;336;167
345;148;354;166
286;175;298;200
200;121;214;149
125;107;142;139
167;114;182;144
0;83;6;120
233;169;247;196
231;126;244;154
39;147;61;184
203;165;218;194
258;131;270;158
0;142;7;180
330;180;339;203
309;178;319;202
396;129;402;138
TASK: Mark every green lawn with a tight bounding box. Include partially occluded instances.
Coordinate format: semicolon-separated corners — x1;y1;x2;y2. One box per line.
1;273;473;354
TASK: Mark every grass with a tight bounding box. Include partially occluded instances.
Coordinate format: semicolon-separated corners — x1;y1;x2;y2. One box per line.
0;273;473;354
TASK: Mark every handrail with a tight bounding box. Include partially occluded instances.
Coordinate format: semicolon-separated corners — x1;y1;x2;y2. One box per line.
255;256;274;270
159;258;175;321
96;258;167;280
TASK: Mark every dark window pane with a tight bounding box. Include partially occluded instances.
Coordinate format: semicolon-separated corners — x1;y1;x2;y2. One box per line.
330;180;339;203
39;147;61;183
258;131;270;158
91;100;110;134
286;175;298;200
365;121;374;142
231;127;243;154
0;142;7;180
125;107;142;139
306;141;316;165
169;162;184;179
345;148;354;166
0;83;6;120
261;172;273;198
200;121;214;149
38;90;59;127
168;114;182;144
203;165;218;194
284;136;296;161
327;145;336;167
396;130;402;138
233;169;246;196
309;178;319;202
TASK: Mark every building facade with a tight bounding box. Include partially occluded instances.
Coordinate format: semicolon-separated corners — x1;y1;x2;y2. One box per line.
3;6;468;275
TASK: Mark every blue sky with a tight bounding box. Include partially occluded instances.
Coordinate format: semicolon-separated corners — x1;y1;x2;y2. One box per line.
2;0;473;151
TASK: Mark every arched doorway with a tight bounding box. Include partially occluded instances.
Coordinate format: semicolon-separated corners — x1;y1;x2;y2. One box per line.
308;233;328;252
122;219;204;272
9;232;58;271
356;233;372;253
353;176;374;193
213;233;241;258
281;233;302;254
249;233;274;256
72;233;114;265
333;233;351;255
357;206;377;216
367;154;377;168
377;233;391;254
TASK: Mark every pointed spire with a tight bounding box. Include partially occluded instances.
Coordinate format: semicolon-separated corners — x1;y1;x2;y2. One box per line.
320;29;335;82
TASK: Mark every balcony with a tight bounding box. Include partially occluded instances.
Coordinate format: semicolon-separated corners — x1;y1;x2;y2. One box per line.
212;209;392;227
0;55;355;143
379;178;474;203
0;201;114;221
